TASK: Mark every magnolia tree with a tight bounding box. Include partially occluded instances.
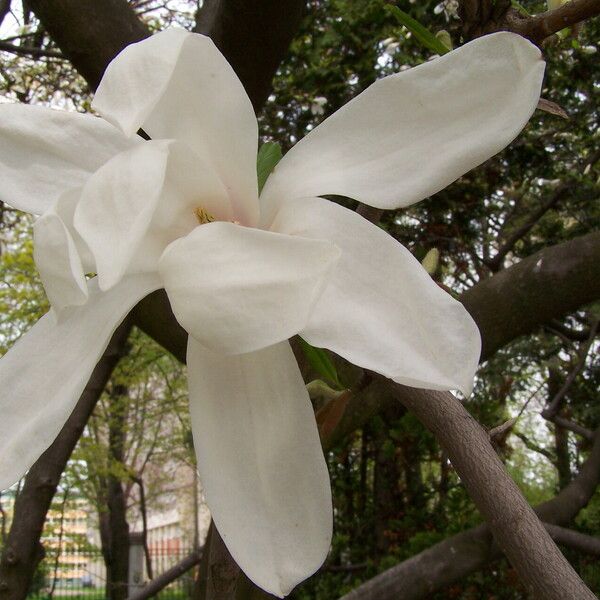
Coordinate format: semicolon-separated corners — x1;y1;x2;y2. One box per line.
0;1;599;600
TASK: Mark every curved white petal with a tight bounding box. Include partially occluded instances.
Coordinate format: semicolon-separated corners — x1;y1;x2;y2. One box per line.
261;32;544;219
93;29;259;226
0;274;162;491
0;103;135;215
159;221;340;355
74;140;230;291
52;187;96;273
187;339;332;597
33;211;88;313
272;197;481;395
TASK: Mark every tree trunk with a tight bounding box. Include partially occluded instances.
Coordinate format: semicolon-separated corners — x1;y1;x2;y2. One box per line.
104;385;130;600
549;368;572;489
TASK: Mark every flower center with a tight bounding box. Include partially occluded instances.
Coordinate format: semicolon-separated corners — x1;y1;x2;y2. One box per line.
195;207;215;225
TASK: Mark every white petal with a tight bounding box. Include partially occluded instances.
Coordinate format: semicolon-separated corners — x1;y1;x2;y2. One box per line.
0;274;161;491
261;32;544;218
93;29;259;226
74;140;230;290
0;103;135;215
272;197;481;395
51;187;96;273
33;210;88;312
187;339;332;597
159;222;340;355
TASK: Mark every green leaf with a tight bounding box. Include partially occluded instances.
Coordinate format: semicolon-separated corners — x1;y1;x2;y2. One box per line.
511;0;531;16
257;142;283;193
298;337;343;389
385;5;450;55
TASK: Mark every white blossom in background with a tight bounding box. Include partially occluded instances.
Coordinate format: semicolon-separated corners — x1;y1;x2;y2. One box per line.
0;29;544;597
310;95;328;116
381;36;400;54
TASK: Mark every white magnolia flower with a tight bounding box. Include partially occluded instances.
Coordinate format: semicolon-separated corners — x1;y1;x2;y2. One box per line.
0;29;544;596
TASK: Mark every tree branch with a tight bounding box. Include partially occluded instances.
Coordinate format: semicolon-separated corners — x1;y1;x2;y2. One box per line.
462;232;600;361
543;319;599;418
0;40;63;58
26;0;149;90
458;0;600;43
509;0;600;45
547;415;595;441
485;183;573;272
194;0;305;112
545;524;600;557
126;550;202;600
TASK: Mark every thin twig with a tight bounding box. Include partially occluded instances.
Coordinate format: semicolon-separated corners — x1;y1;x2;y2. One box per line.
127;550;202;600
514;431;555;461
486;183;573;271
0;40;63;58
543;319;599;418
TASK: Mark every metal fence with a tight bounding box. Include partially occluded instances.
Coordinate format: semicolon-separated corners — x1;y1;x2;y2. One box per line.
27;543;196;600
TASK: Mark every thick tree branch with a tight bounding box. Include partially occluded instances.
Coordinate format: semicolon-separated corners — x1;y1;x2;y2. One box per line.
26;0;149;90
545;524;600;557
462;232;600;361
0;320;133;600
459;0;600;43
194;1;305;112
548;416;595;441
